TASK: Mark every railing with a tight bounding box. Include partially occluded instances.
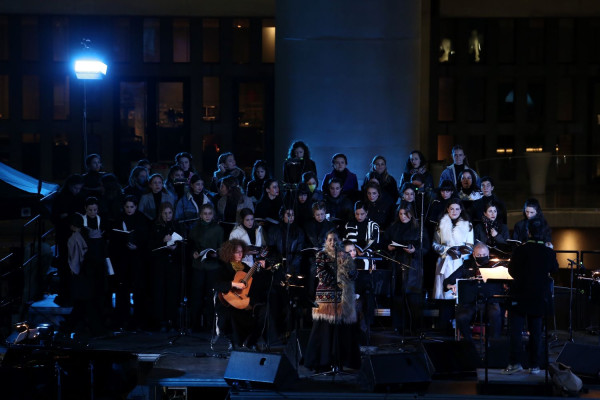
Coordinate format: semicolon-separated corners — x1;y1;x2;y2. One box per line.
473;154;600;210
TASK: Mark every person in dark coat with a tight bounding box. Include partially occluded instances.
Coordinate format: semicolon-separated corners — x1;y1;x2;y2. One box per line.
189;203;225;331
512;198;553;247
471;176;507;226
283;140;318;184
473;200;509;252
148;202;182;331
320;153;359;201
384;205;429;333
503;217;558;375
110;195;149;330
442;243;502;343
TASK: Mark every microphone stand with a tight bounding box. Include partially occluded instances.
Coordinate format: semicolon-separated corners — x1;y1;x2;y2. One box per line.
355;253;382;345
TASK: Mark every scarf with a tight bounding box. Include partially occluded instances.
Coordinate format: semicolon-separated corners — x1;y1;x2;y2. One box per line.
231;261;245;272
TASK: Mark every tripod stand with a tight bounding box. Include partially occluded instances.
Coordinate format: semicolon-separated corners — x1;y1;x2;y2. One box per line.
168;221;193;345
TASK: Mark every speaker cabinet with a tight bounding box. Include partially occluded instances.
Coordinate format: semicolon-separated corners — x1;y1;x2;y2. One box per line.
557;342;600;378
360;351;434;391
224;351;298;389
422;341;481;375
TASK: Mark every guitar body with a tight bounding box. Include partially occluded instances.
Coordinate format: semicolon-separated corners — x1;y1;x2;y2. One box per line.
219;271;253;310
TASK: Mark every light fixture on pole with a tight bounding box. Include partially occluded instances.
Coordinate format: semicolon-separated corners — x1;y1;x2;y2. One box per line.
73;39;107;165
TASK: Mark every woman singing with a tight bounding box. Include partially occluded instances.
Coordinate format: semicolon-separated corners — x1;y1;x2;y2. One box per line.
304;231;361;372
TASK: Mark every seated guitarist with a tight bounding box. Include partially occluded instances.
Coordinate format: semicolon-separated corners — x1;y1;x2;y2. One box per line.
213;239;275;349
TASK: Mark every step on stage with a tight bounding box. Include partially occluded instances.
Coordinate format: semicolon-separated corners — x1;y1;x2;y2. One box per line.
1;328;599;400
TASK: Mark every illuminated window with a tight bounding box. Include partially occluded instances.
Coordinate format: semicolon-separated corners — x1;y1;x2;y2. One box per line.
143;18;160;63
157;82;184;128
52;17;69;62
21;16;39;61
262;19;275;63
173;18;190;63
203;19;220;63
203;77;220;121
53;76;70;120
0;75;8;119
232;19;250;64
22;75;40;120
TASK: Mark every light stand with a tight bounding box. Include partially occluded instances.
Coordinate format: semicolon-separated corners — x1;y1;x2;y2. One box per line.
73;38;107;167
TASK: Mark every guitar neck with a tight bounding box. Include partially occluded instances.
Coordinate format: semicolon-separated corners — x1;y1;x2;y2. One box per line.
242;260;261;282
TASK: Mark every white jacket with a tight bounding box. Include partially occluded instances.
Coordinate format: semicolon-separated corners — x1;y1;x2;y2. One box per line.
432;214;473;299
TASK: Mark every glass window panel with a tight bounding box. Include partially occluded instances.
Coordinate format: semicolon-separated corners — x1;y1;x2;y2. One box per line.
53;76;70;120
173;18;190;63
119;82;147;163
497;19;515;64
21;16;39;61
203;19;219;63
466;77;485;122
143;18;160;63
557;78;573;122
0;16;8;61
238;82;264;128
157;82;184;128
437;135;454;162
527;19;544;64
498;80;515;122
590;20;600;64
526;81;545;122
0;75;8;119
262;19;275;63
53;132;70;179
113;18;130;63
467;27;484;64
22;75;40;120
438;77;454;122
557;19;574;64
22;133;40;177
232;19;250;64
52;17;69;62
203;77;219;121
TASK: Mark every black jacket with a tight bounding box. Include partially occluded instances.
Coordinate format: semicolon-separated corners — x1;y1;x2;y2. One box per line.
508;241;558;315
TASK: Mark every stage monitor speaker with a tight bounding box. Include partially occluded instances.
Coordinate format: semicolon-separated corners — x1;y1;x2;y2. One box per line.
360;351;434;391
556;342;600;378
422;341;481;375
224;351;298;389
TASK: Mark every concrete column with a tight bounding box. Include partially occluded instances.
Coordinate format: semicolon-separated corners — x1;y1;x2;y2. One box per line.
275;0;423;183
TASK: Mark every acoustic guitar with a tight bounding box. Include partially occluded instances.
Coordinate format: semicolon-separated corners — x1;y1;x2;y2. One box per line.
218;249;268;310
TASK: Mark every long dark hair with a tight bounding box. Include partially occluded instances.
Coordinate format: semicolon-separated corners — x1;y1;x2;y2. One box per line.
404;150;428;172
287;140;311;160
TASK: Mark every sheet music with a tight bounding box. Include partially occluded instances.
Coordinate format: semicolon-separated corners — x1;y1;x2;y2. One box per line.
167;232;183;246
480;266;513;282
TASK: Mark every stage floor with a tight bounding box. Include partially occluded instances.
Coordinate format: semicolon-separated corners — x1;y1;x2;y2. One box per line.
3;327;594;400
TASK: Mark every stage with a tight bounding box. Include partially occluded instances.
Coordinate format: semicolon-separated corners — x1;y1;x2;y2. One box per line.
2;325;599;400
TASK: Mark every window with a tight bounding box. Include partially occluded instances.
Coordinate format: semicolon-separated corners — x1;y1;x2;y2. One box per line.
497;20;515;64
157;82;184;128
438;77;455;122
232;19;250;64
113;18;131;62
173;18;190;63
556;78;573;122
527;19;544;64
558;19;574;64
466;77;485;122
262;19;275;63
52;17;69;62
0;75;8;119
22;75;40;120
21;16;39;61
202;19;219;63
143;18;160;63
0;16;8;61
53;76;70;120
498;80;515;122
203;77;219;121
